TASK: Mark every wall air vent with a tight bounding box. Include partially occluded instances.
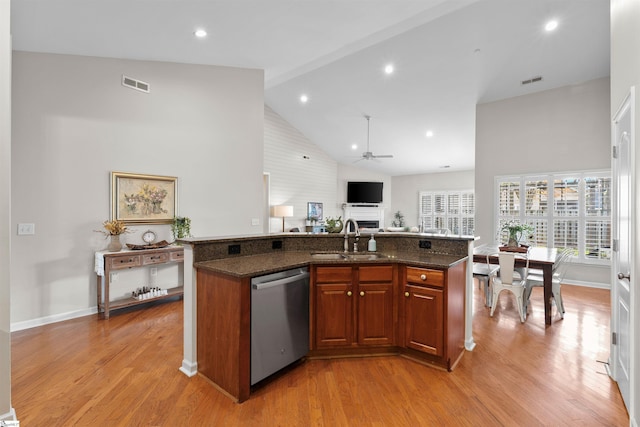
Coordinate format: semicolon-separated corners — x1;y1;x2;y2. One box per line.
122;75;150;93
521;76;543;86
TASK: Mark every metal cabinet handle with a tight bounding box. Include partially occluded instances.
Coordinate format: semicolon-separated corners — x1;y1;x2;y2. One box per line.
618;272;631;281
360;291;365;297
405;291;410;297
420;274;426;281
347;291;352;297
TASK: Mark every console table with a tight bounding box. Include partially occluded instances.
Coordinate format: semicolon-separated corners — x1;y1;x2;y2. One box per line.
95;246;184;319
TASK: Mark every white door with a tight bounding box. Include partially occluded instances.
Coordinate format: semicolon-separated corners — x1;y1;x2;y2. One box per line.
611;87;633;411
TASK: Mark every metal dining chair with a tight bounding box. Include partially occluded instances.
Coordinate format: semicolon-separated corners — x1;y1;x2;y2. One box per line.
473;261;499;307
489;250;530;323
524;248;572;319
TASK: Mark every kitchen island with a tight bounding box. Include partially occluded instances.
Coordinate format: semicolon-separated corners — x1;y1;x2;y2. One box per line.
179;232;475;402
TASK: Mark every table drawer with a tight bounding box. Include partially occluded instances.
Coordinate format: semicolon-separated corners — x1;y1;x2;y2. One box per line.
143;252;170;265
405;266;444;288
170;250;184;262
108;254;141;270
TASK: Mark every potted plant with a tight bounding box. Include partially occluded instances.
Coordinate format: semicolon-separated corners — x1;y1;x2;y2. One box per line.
500;220;534;248
324;216;343;233
171;216;192;242
96;219;130;252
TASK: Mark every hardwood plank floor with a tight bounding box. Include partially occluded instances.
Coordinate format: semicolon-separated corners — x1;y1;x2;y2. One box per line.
12;284;629;426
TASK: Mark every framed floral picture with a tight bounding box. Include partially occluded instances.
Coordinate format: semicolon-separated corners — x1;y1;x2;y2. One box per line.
111;172;177;224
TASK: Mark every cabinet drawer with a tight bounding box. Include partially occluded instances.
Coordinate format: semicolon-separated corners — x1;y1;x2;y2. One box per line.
143;252;170;265
170;250;184;262
108;254;141;270
359;265;393;282
315;266;352;283
405;267;444;288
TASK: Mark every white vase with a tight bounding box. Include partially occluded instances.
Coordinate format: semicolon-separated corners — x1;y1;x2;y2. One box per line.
107;234;123;252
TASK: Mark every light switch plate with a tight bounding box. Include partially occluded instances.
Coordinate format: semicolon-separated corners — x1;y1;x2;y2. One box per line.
17;223;35;235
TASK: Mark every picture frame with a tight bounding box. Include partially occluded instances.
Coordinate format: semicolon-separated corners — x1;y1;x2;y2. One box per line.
111;172;177;224
307;202;323;221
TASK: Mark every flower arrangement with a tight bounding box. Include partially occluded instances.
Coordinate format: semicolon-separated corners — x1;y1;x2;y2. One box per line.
96;219;130;237
500;220;534;246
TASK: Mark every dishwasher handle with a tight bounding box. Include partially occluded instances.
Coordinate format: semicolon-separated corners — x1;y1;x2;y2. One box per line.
252;271;310;291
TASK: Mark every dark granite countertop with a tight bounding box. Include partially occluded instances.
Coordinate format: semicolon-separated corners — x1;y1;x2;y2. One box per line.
194;250;467;278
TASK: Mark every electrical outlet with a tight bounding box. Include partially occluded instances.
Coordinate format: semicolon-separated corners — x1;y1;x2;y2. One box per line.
251;218;260;226
419;240;432;249
149;267;158;286
228;244;241;255
110;272;119;282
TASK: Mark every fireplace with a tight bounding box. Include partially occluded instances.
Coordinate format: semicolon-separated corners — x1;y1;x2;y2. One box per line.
343;205;384;231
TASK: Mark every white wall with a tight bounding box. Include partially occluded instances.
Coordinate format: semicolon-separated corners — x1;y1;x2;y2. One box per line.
0;0;12;421
11;52;264;325
475;77;611;286
611;0;639;422
264;105;338;231
391;170;475;229
337;163;392;226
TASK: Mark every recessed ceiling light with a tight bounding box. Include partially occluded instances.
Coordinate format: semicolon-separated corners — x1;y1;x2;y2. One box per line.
194;29;207;38
351;144;358;150
384;64;394;75
426;130;434;138
300;94;308;103
545;20;558;32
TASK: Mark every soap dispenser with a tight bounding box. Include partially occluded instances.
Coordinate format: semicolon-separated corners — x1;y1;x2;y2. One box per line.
368;234;377;252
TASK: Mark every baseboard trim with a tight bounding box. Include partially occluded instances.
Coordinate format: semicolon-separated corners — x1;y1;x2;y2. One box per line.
10;307;98;332
0;407;17;422
179;359;198;377
564;280;610;290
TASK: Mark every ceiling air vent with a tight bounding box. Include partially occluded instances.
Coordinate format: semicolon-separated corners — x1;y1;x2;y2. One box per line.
521;76;543;86
122;75;150;93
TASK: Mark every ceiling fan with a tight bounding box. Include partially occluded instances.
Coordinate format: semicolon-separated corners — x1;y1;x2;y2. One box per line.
357;115;394;161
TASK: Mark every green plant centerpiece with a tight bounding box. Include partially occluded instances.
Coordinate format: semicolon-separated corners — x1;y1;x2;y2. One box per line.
501;220;534;247
171;216;192;242
392;211;409;230
324;216;343;233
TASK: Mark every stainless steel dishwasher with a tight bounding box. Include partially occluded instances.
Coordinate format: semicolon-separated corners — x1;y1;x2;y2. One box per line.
251;267;310;385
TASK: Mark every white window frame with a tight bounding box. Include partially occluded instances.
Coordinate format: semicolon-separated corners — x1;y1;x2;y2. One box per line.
419;190;475;235
494;170;611;265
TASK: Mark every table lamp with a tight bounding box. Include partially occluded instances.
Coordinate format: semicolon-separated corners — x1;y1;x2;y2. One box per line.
272;205;293;232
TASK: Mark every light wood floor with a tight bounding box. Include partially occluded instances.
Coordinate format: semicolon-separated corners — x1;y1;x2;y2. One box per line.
12;283;629;426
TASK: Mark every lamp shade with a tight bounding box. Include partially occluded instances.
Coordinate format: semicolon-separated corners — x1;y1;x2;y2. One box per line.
272;205;294;218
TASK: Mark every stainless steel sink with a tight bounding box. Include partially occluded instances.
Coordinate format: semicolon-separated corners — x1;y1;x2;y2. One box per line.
344;253;388;261
310;253;347;260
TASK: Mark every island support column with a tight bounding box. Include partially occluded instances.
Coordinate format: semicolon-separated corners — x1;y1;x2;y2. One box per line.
180;244;198;376
464;240;476;351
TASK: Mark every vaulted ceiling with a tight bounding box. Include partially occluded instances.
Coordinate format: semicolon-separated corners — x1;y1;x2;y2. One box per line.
11;0;610;176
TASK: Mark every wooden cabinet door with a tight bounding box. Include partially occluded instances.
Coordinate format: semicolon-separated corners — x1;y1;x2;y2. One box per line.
403;283;444;356
315;282;354;348
357;281;394;346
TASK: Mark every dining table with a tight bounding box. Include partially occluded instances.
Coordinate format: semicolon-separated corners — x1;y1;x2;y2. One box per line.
473;244;558;325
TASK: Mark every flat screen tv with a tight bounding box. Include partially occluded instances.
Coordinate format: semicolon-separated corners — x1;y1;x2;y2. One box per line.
347;181;383;204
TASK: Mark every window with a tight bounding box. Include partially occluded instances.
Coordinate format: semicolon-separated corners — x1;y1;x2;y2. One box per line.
419;190;475;235
495;171;611;264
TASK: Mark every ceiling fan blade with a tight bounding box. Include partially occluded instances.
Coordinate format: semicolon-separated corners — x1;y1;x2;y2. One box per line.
372;154;393;158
